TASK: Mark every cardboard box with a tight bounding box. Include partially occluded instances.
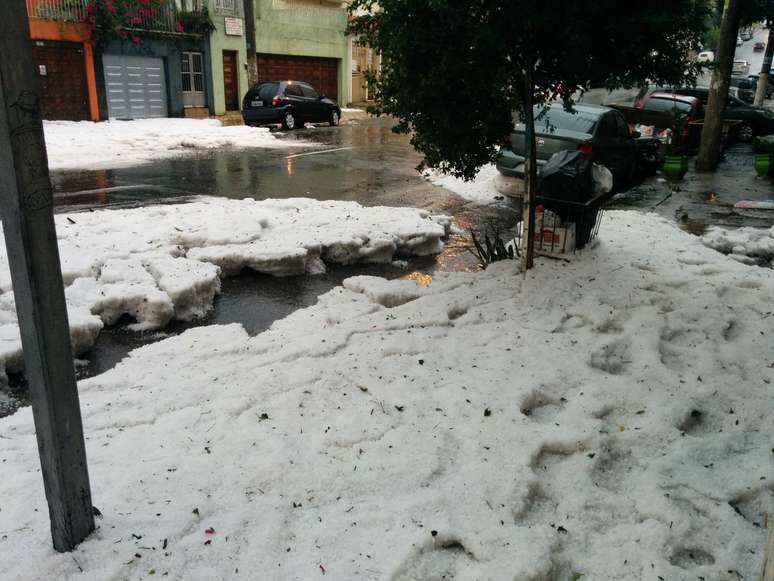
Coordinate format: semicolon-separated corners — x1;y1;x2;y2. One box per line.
534;222;576;254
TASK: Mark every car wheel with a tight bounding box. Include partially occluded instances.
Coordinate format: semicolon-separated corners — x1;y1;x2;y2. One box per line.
329;110;340;127
282;110;296;130
737;123;754;142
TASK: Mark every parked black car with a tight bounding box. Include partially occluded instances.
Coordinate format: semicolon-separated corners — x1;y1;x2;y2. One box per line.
727;77;756;103
496;103;643;192
242;80;342;130
745;73;774;99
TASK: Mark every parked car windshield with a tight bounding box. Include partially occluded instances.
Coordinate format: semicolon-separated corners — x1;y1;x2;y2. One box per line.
256;82;279;101
643;98;693;114
532;106;599;134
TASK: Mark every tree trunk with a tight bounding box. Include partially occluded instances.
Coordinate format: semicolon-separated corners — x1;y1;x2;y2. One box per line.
522;67;537;271
754;26;774;107
244;0;258;87
696;0;743;171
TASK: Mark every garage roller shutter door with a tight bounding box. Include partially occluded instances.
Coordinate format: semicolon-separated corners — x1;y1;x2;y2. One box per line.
257;54;338;101
103;55;168;119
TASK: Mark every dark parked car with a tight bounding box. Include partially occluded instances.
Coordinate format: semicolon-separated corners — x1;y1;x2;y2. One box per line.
495;103;642;193
746;73;774;99
242;80;342;130
669;86;774;141
637;86;774;141
637;92;702;148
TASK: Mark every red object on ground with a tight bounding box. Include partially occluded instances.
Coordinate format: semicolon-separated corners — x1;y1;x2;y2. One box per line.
204;527;215;535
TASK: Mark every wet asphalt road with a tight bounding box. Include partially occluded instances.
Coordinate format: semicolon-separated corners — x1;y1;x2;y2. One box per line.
52;118;478;215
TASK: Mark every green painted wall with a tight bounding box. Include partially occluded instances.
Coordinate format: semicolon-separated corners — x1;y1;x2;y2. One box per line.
253;0;351;103
207;1;250;115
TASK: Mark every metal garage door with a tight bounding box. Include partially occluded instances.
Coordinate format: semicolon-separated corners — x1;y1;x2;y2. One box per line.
257;54;338;101
31;41;89;121
102;55;167;119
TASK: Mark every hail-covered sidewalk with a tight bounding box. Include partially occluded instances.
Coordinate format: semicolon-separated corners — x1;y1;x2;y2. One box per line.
43;118;309;171
0;211;771;580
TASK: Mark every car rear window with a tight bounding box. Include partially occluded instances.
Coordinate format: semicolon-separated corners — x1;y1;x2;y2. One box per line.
643;97;693;114
535;106;598;134
256;82;279;101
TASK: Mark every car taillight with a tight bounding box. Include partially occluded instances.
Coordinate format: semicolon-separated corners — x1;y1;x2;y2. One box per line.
272;95;281;106
578;143;593;156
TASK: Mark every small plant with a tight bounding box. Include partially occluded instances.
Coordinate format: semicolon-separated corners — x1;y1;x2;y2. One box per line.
177;6;215;35
85;0;182;45
664;111;689;157
469;226;518;269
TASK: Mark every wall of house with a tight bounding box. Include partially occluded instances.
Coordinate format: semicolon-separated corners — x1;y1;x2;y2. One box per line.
253;0;350;103
208;1;249;114
99;35;212;119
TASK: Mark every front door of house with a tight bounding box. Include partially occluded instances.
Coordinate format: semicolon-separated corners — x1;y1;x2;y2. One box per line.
181;51;206;108
222;51;239;111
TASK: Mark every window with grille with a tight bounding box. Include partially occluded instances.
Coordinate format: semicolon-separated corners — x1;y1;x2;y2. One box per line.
181;52;204;94
215;0;239;14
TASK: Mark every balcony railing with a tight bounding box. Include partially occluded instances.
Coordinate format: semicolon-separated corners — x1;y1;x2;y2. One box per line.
125;1;179;34
27;0;206;36
26;0;88;21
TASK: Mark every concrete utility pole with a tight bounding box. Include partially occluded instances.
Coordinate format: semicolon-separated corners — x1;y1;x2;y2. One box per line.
243;0;258;86
0;0;95;552
522;65;537;271
697;0;743;171
754;24;774;107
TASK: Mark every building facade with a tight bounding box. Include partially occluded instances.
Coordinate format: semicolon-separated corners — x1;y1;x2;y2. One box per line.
253;0;351;103
208;0;249;114
26;0;100;121
97;1;214;119
350;39;380;104
25;0;352;121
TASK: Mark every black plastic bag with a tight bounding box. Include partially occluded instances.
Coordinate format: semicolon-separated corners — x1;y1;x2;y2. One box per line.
537;150;594;204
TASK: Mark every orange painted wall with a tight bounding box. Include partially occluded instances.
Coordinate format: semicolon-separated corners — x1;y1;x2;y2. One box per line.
28;19;91;43
28;18;99;121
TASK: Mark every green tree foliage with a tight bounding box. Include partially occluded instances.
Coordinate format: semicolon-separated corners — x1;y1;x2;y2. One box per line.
740;0;774;25
348;0;709;179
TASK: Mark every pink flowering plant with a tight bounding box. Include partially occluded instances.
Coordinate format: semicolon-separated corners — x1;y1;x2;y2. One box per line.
85;0;180;44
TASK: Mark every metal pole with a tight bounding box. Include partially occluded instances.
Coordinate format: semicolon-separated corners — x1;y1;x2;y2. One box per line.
754;24;774;107
522;65;537;270
0;0;95;552
243;0;258;87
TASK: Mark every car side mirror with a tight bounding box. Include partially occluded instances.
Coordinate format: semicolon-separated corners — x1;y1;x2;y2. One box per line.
630;130;641;139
